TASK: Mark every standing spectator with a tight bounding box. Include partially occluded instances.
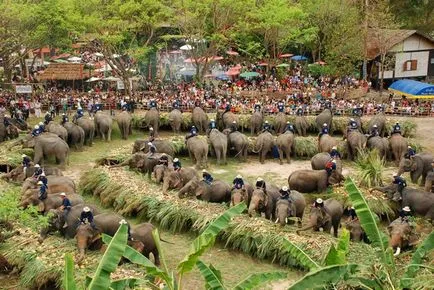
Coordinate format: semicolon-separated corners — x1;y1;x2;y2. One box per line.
34;100;42;118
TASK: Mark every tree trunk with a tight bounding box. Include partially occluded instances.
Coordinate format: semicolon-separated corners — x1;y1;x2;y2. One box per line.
379;53;385;97
3;55;12;89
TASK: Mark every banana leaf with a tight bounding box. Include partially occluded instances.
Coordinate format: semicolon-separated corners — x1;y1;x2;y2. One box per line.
232;271;287;290
196;260;225;290
280;238;319;270
87;224;128;290
177;202;246;274
110;278;145;290
63;253;77;290
287;264;359;290
324;229;350;266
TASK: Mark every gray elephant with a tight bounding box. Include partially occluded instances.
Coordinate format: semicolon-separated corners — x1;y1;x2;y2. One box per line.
367;136;389;160
250;111;263;135
295;116;308;136
144;108;160;135
252;131;274;164
275;191;306;227
345;219;367;242
186;136;208;169
94;111;113;141
20;193;83;214
162;167;198;194
276;131;295;164
424;171;434;193
132;139;175;156
389;133;408;165
178;179;231;203
223;129;248;161
367;113;386;137
1;165;63;183
274;113;287;135
208;129;227;165
288;169;344;193
230;184;253;207
315;108;333;132
318;134;337;153
153;164;167;184
130;223;162;266
169;109;182;134
20;134;69;167
112;152;171;178
75;117;95;146
63;122;85;150
346;131;366;160
296;199;343;237
388;218;418;256
247;185;280;220
192;107;208;133
46;121;68;140
397;153;433;185
116;111;132;140
216;110;238;130
0;115;19;142
22;176;75;196
311;152;342;173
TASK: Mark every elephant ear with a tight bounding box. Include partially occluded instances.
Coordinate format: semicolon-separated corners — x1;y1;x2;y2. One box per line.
410;159;417;172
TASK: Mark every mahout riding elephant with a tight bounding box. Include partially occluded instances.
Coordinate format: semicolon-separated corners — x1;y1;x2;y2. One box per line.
274;113;287;135
208;129;227;165
20;192;83;214
296;199;343;237
318;134;337;153
192;107;208;133
252;131;274;164
63;122;85;150
250;111;263;135
186;136;208;169
162;167;198;194
389;133;407;165
276;131;295;164
94;111;113;141
346;131;366;160
20;134;69;167
288;169;344;193
367;113;386;137
247;184;280;220
116;111;132;140
21;176;75;195
168;109;182;134
144;108;160;135
38;204;101;243
275;191;306;227
112;152;172;178
75;117;95;146
216;110;238;130
0;116;19;142
397;153;433;185
367;136;389;160
46;121;68;140
425;171;434;193
388;218;418;256
1;165;62;183
345;219;367;242
132;139;175;156
8;117;30;131
315;108;333;132
310;152;342;173
178;179;231;203
230;184;253;207
295;115;308;136
222;129;248;161
130;223;165;266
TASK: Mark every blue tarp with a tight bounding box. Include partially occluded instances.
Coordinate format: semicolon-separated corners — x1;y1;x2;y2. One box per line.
389;79;434;98
291;55;308;61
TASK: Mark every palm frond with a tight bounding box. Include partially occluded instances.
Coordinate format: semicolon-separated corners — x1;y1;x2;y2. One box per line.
196;260;226;290
232;271;287;290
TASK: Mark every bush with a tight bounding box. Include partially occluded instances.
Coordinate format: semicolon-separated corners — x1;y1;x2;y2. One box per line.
355;149;385;188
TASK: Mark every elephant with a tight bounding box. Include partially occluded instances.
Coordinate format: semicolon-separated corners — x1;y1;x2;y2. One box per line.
296;199;343;237
346;131;366;160
0;116;19;142
46;121;68;140
153;164;167;184
276;131;295;164
274;191;306;227
247;185;280;220
295;116;308;136
397;153;433;185
20;192;83;214
130;223;162;266
311;152;342;173
367;136;389;160
288;169;344;193
132;139;175;156
192;107;209;133
315;108;333;132
1;165;63;183
250;111;263;135
162;167;198;194
274;113;287;135
230;184;253;207
186;136;208;169
367;113;386;137
144;108;160;135
178;179;231;203
388;218;418;256
223;129;248;161
39;204;101;242
112;152;172;179
208;129;227;165
75;117;95;146
389;133;408;165
116;111;132;140
94;111;113;141
318;134;337;153
20;134;69;167
345;219;367;242
168;109;182;134
63;122;85;150
21;176;75;195
216;110;238;130
425;171;434;193
252;131;274;164
8;117;30;131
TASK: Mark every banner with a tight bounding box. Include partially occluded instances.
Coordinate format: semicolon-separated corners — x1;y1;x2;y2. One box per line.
117;80;125;90
15;85;33;94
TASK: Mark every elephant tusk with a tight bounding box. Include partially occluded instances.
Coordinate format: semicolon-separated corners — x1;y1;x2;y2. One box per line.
285;217;288;224
275;218;279;224
394;247;401;256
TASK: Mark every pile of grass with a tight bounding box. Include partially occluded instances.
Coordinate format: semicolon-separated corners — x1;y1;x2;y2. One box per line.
355;149;385;188
0;140;33;168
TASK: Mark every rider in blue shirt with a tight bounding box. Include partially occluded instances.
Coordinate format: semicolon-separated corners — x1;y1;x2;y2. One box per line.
61;113;69;124
254;103;261;112
368;124;379;140
38;181;48;200
262;120;271;133
209;119;217;130
392;173;407;195
391;122;401;135
31;125;41;137
319;123;329;138
285;121;295;133
406;146;416;159
330;146;341;159
232;175;245;190
173;158;182;171
202;170;213;185
277;102;285;113
149;99;157;109
296;106;304;116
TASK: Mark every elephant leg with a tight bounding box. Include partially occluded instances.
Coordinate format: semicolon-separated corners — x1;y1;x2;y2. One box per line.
108;128;112;141
278;148;284;165
215;150;221;165
223;148;227;165
152;249;160;266
285;147;291;164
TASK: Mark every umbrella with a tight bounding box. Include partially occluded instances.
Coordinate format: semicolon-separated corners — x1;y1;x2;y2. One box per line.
225;68;240;76
216;74;229;80
204;74;214;78
240;71;260;78
180;45;193;51
169;50;182;54
213;56;224;61
184;58;194;63
94;52;104;57
276;63;290;68
43;61;51;65
226;50;239;56
258;62;268;66
291;55;308;61
279;53;293;58
314;60;327;65
54;59;68;63
67;56;82;62
85;77;101;82
103;76;121;81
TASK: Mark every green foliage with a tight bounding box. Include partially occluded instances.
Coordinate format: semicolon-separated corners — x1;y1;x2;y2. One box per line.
324;229;350;266
355;149;385;188
279;238;319;270
196;260;225;290
63;254;77;290
232;271;288;290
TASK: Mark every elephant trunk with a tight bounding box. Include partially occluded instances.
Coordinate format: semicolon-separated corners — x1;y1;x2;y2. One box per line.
110;157;131;168
248;202;258;217
76;236;88;263
296;224;314;234
38;227;51;243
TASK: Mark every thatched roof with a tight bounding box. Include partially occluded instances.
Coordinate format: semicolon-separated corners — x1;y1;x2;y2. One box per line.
37;63;90;80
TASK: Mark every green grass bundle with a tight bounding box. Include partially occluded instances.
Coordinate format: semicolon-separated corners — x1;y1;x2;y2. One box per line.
355;149;385;188
407;139;423;153
294;136;318;157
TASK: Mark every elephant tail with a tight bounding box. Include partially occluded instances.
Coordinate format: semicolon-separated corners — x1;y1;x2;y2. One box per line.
234;142;247;158
252;142;263;154
159;237;175;244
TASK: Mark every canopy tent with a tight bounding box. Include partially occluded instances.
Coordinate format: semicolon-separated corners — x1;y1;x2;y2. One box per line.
276;63;290;68
291;55;308;61
279;53;293;58
36;63;90;80
85;77;101;82
240;71;260;78
388;79;434;99
103;76;121;81
180;45;193;51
